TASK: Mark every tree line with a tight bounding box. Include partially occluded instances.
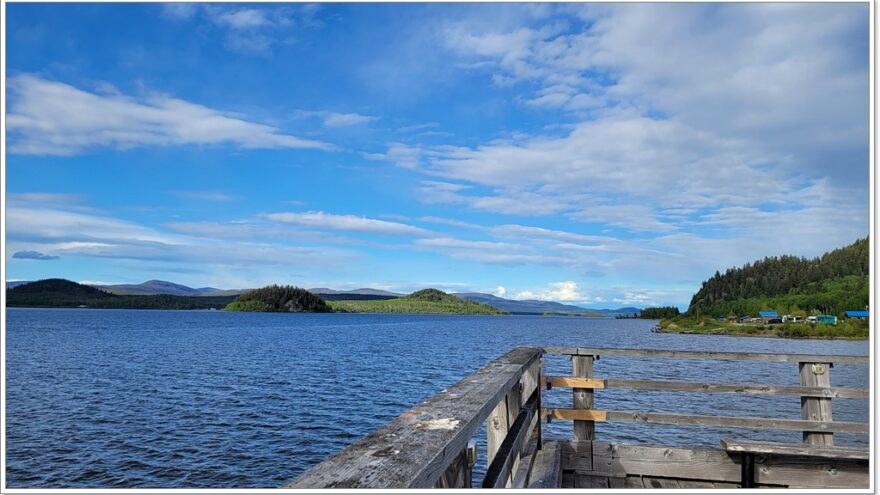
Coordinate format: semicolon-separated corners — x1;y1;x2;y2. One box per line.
687;238;868;317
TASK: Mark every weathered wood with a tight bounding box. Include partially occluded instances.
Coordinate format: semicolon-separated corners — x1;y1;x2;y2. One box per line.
572;473;609;488
642;476;682;488
546;408;868;433
721;439;869;460
482;389;539;488
527;440;562;488
511;438;538;488
560;440;594;473
284;347;542;488
542;346;868;365
546;376;606;389
560;441;869;488
486;388;515;466
571;355;595;441
800;362;834;445
546;408;607;422
601;378;866;399
434;447;471;488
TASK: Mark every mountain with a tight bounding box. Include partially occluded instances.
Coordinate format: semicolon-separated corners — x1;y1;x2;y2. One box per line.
687;237;869;317
7;279;236;309
454;292;639;316
94;280;245;296
98;279;204;296
8;278;114;305
308;287;403;301
6;281;32;289
309;287;403;297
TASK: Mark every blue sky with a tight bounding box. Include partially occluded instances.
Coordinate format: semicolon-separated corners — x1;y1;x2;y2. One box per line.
5;3;870;308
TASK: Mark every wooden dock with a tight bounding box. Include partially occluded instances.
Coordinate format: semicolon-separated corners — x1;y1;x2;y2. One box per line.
284;346;870;489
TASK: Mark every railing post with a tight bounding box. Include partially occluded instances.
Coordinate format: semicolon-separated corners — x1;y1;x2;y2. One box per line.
572;354;595;441
799;361;833;445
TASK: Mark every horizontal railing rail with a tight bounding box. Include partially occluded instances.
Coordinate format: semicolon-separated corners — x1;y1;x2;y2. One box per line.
543;346;870;365
544;376;869;399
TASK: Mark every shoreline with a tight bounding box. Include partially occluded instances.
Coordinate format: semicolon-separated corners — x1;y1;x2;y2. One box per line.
656;325;868;341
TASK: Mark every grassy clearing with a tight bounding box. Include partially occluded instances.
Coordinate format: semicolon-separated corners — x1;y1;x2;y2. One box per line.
658;317;868;340
329;289;506;315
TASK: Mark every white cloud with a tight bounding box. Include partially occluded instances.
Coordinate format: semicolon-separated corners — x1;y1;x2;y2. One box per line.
514;281;584;302
264;211;432;237
7;75;333;155
495;286;506;297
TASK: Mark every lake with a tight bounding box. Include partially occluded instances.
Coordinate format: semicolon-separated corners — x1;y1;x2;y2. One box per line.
5;308;870;488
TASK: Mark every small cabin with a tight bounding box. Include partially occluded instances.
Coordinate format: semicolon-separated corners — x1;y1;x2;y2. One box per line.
844;310;869;320
781;315;802;323
758;311;781;324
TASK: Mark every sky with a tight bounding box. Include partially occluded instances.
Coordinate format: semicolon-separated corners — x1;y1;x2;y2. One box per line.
4;3;870;309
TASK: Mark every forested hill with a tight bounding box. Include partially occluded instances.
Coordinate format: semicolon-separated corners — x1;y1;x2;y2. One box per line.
688;238;868;316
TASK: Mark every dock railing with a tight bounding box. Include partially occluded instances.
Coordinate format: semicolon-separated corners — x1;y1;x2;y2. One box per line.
285;347;544;488
541;346;870;488
285;346;869;489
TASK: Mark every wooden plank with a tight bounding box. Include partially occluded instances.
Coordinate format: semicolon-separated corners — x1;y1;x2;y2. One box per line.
755;456;868;488
800;362;834;445
546;408;607;422
527;441;562;488
482;389;540;488
561;441;869;489
542;346;868;365
678;479;719;488
602;378;867;399
720;439;869;461
511;438;537;488
572;355;595;441
284;347;542;488
573;474;609;488
546;408;868;433
560;440;593;473
642;476;682;488
547;376;606;389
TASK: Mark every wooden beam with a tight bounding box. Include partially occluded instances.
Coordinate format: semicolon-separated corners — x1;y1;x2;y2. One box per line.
284;347;542;488
602;378;867;399
800;362;834;445
571;355;595;441
546;376;606;389
544;408;868;433
546;408;607;422
720;439;869;461
527;441;562;488
542;346;868;365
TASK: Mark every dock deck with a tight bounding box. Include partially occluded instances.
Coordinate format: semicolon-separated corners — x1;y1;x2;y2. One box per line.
285;346;870;489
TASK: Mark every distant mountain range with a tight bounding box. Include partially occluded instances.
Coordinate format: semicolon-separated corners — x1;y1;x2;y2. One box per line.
5;279;642;315
454;292;640;316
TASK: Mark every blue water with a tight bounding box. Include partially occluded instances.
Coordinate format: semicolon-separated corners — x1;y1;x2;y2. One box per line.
5;308;870;488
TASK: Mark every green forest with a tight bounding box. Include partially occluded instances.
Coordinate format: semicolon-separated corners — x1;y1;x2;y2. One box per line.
6;279;235;309
639;306;680;319
224;285;331;312
687;238;869;317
